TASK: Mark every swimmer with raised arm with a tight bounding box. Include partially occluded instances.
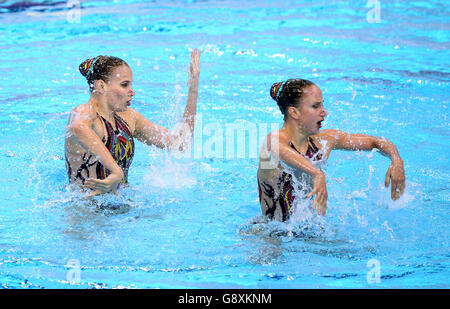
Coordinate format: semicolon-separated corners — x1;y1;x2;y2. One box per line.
257;79;405;221
65;49;201;197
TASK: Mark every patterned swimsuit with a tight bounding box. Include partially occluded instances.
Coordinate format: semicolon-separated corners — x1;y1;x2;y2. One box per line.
258;137;323;221
66;113;135;186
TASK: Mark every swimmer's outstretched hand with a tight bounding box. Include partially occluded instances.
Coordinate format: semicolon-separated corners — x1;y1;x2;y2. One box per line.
84;175;122;197
307;171;328;216
188;48;201;88
385;159;405;200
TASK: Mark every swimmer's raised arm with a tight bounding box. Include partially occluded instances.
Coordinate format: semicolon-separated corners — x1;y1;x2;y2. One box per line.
131;109;170;148
67;105;124;196
132;49;201;152
182;48;201;134
324;129;405;200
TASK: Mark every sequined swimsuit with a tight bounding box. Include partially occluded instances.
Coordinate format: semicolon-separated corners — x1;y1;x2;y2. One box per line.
66;113;135;186
258;137;323;221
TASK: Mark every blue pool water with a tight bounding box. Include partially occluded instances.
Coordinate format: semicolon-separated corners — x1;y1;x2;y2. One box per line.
0;0;449;288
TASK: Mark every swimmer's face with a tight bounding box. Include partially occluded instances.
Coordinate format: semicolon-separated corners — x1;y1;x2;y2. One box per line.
103;65;135;112
290;85;327;135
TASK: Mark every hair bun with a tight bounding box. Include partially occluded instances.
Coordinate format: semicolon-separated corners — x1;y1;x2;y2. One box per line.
79;58;94;78
270;81;285;102
78;56;101;79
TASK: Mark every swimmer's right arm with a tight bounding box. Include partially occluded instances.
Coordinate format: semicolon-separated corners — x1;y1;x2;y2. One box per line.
132;109;193;152
132;49;201;152
67;105;124;196
267;132;328;216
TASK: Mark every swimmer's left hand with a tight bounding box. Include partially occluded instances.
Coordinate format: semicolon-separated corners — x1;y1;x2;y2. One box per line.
86;189;119;198
385;159;405;200
307;171;328;216
85;178;120;198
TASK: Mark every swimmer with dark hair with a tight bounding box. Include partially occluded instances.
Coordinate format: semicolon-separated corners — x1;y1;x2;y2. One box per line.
257;79;405;221
65;49;201;196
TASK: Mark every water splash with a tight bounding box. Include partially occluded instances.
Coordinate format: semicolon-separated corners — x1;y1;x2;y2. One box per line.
140;153;197;191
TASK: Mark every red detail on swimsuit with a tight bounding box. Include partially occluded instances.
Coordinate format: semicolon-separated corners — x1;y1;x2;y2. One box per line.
280;179;295;220
96;114;135;183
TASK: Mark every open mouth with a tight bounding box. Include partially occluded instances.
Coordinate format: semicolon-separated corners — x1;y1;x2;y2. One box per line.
317;120;323;128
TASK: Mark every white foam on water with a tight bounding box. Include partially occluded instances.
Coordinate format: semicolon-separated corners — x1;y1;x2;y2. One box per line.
141;154;197;190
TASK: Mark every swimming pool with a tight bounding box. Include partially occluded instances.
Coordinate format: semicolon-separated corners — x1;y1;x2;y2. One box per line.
0;0;448;289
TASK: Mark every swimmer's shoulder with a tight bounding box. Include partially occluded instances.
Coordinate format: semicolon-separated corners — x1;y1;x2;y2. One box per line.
313;129;350;154
258;129;286;178
65;105;94;153
263;129;291;149
66;104;102;147
315;129;344;144
69;103;98;124
258;129;288;163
